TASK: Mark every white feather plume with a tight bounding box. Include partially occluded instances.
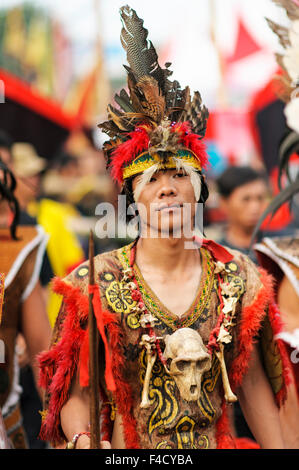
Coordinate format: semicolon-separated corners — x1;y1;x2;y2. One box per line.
133;163;162;201
172;157;202;202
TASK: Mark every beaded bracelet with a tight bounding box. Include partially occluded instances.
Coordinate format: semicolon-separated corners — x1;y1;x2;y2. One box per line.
66;431;91;449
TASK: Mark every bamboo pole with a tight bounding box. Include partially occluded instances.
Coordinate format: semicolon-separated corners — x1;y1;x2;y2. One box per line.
88;230;100;449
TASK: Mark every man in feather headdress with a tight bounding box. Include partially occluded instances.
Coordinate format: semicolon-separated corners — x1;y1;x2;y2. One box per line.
38;5;293;450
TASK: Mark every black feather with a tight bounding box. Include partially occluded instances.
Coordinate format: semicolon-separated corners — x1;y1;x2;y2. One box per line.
120;5;169;94
278;131;299;188
251;176;299;244
181;91;209;137
114;89;134;113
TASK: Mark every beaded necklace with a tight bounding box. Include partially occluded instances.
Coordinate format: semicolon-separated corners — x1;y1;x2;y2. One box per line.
123;238;235;360
121;237;239;404
124;239;166;365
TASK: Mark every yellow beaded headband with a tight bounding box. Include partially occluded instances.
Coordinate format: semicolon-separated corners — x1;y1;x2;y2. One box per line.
122;148;202;180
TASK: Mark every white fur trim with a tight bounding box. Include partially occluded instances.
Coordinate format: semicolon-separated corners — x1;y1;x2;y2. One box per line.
4;225;49;301
275;328;299;350
263;237;299;267
1;350;22;416
254;241;299;297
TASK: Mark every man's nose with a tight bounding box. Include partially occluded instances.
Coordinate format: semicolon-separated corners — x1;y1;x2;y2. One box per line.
157;176;177;198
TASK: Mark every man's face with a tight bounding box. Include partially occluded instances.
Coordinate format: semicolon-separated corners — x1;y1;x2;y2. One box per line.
221;179;268;232
131;168;198;237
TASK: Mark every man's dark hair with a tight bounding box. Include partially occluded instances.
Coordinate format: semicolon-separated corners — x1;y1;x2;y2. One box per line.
120;170;209;224
0;157;20;239
216;166;267;198
0;130;13;150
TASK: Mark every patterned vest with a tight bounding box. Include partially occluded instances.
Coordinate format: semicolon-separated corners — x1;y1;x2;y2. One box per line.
42;241;283;449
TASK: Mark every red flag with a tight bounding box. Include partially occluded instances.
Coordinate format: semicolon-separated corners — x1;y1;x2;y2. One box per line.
227;18;262;64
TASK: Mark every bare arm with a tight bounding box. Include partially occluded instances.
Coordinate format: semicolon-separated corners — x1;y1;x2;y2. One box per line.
21;281;52;399
60;373;91;449
237;344;285;449
60;369;111;449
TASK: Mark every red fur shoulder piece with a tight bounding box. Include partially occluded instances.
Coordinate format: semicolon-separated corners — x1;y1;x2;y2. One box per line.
216;402;236;449
38;277;140;448
267;302;292;405
216;268;292;449
229;268;292;407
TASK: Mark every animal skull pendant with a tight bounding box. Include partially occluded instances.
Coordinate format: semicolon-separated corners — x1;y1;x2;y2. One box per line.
163;328;211;402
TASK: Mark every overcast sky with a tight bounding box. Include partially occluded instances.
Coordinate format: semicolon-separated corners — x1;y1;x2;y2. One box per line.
0;0;289;106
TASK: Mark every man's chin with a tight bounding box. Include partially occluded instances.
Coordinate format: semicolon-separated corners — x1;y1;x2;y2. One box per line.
244;222;259;233
150;224;185;238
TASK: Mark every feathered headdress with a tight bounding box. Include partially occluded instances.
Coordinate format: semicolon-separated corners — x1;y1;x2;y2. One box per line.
98;5;209;186
252;0;299;241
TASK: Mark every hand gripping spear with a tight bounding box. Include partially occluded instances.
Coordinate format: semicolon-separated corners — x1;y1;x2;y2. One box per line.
88;230;101;449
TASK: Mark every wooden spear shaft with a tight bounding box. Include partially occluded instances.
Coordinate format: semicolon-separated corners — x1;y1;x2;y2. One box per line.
88;230;100;449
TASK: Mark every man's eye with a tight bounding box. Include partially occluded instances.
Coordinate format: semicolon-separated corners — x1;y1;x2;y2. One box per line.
149;176;156;182
174;172;185;178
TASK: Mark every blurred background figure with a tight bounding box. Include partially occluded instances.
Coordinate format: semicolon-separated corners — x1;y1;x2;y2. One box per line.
214;166;295;261
214;165;295;441
12;144;86;328
216;166;269;258
11;142;46;219
0;157;51;449
0;130;13;165
0;270;10;449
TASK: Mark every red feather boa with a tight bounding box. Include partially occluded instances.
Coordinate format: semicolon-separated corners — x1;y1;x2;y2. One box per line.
38;277;140;448
216;268;292;449
229;268;292;406
110;126;150;184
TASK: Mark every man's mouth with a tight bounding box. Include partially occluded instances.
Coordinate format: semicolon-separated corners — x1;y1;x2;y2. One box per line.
156;203;182;211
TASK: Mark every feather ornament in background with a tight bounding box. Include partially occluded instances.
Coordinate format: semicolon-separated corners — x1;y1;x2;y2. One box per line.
251;0;299;241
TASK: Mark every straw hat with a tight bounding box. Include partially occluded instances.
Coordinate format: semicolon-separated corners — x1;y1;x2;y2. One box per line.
11;143;47;178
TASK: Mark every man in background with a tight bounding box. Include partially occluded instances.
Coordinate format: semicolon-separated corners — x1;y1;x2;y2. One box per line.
216;166;295;262
0;157;51;448
216;165;296;441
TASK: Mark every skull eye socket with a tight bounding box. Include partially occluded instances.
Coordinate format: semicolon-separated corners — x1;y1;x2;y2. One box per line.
196;358;209;369
176;360;189;371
